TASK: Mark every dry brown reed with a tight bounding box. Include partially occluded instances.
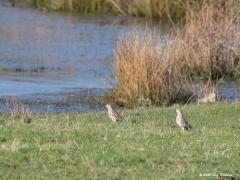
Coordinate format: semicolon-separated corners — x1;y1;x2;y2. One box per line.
107;0;185;20
17;0;112;13
6;98;32;122
197;81;219;104
112;1;240;106
16;0;186;20
15;0;240;24
111;30;181;107
176;0;240;79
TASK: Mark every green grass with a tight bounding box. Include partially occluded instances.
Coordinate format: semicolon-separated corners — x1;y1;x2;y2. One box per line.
0;102;240;179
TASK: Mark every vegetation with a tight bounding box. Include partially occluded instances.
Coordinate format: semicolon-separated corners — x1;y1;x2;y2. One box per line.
11;0;240;107
0;1;189;21
112;0;240;107
3;2;239;178
0;102;240;179
14;0;113;13
106;0;186;21
112;31;181;107
13;0;240;22
13;0;185;20
178;0;240;79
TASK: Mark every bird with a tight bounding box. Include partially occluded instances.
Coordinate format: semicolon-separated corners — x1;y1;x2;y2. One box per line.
176;104;192;130
105;104;125;122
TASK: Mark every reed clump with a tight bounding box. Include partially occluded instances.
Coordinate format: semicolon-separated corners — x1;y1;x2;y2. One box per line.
112;1;240;107
177;0;240;79
16;0;113;13
5;98;33;123
107;0;185;21
14;0;240;25
111;31;182;107
14;0;186;20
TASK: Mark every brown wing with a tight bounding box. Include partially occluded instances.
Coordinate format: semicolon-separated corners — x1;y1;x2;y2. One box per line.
115;111;125;121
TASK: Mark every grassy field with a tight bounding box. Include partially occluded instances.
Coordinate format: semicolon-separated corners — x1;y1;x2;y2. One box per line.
0;102;240;179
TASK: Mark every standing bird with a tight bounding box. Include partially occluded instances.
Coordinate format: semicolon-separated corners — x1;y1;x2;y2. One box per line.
176;104;192;130
105;104;125;122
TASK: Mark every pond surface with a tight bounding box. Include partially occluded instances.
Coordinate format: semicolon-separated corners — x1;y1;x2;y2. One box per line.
0;1;239;113
0;1;153;113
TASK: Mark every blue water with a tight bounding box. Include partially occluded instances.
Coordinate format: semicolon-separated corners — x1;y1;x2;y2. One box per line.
0;1;153;113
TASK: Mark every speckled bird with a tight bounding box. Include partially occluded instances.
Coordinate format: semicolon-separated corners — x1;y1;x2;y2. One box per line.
176;104;192;130
105;104;125;122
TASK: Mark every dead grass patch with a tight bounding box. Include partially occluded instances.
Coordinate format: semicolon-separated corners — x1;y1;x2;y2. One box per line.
111;1;240;106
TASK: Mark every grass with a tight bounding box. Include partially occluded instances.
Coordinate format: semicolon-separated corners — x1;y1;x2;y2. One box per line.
15;0;180;19
13;0;240;23
107;0;186;20
0;102;240;178
14;0;113;14
13;0;185;20
112;30;181;107
177;0;240;79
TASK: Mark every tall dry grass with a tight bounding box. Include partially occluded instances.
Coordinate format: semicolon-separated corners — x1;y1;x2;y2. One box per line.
111;31;181;107
14;0;185;20
14;0;240;24
177;0;240;79
5;98;33;123
16;0;113;13
112;0;240;106
107;0;185;21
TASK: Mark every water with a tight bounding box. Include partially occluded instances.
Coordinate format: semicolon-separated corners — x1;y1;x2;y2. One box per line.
0;1;151;113
219;81;240;101
0;1;239;113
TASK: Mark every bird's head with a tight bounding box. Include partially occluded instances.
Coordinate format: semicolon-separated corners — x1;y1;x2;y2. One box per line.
105;104;112;110
175;104;182;114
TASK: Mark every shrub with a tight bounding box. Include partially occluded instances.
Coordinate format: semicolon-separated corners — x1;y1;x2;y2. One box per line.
177;0;240;79
111;0;240;106
111;30;181;107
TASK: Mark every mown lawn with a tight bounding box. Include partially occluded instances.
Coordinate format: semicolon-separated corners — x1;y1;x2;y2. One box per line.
0;102;239;179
